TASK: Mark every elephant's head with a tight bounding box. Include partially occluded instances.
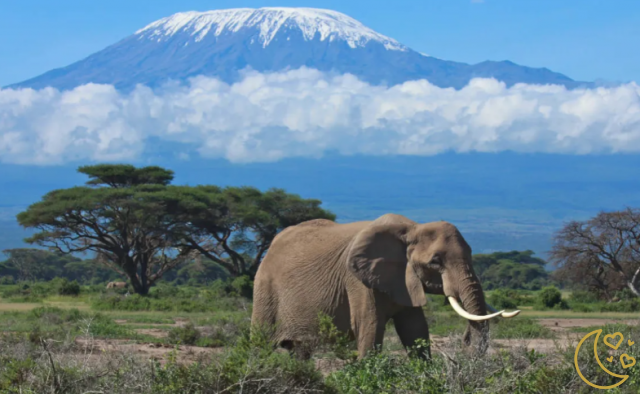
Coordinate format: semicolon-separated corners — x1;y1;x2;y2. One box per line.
346;214;519;353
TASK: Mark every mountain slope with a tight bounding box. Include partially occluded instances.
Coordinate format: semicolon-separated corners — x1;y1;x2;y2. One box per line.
7;7;587;91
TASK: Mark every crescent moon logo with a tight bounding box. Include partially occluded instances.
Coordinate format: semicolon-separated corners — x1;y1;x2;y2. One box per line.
574;329;630;390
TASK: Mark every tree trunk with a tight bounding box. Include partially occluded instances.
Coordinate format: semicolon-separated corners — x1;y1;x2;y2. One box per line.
627;267;640;297
122;256;149;295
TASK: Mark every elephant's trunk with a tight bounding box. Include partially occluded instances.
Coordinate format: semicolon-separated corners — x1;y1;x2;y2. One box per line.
445;269;491;354
460;277;490;354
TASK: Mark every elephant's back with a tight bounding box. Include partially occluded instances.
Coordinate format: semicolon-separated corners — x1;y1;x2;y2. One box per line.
260;220;370;274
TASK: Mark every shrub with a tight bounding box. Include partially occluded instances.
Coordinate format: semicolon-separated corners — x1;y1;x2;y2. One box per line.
569;290;600;304
488;289;518;309
57;279;81;296
230;275;253;299
318;313;356;360
325;346;446;394
536;286;568;309
167;322;201;346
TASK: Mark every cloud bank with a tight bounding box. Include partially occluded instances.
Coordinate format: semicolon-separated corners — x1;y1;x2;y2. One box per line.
1;68;640;165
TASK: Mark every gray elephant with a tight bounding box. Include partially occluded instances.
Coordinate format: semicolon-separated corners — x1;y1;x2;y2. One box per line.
106;281;127;289
251;213;519;359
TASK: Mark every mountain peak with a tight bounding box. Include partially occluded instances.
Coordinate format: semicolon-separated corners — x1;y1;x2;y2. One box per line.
134;7;407;51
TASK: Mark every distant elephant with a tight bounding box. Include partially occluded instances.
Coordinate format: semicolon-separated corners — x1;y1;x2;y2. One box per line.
251;214;519;359
106;281;127;289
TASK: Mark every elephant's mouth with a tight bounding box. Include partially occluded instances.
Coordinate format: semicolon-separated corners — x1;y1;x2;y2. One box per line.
447;297;521;321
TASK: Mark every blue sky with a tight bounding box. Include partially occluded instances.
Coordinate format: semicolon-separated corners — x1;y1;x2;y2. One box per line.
1;0;639;87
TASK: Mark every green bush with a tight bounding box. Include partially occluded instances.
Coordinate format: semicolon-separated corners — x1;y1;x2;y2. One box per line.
569;290;600;304
91;288;248;313
167;322;200;345
318;313;356;360
536;286;568;310
598;299;640;312
488;289;518;309
325;345;446;394
230;275;253;299
57;279;81;296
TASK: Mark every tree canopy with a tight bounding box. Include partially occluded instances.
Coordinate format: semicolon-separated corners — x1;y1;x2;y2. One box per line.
551;208;640;299
17;164;335;294
0;248;118;284
473;250;550;290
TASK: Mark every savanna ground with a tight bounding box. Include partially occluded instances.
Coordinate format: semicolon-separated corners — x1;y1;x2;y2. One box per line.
0;283;639;393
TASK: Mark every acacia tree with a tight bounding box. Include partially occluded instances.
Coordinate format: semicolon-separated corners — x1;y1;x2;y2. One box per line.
551;208;640;298
17;164;193;295
165;185;336;278
17;164;336;292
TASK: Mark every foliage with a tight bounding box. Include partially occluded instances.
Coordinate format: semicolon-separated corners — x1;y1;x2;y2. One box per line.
535;286;569;310
0;249;119;285
16;165;193;295
16;164;335;295
551;208;640;298
488;289;518;309
325;344;446;394
473;250;550;290
167;185;336;278
568;290;600;304
56;279;81;296
167;322;200;346
318;313;357;360
490;318;555;339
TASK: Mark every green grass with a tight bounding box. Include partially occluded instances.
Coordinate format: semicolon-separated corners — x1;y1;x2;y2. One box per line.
569;322;640;333
0;306;138;341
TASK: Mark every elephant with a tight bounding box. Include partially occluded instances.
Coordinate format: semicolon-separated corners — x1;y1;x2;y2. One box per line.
106;281;127;289
251;213;519;359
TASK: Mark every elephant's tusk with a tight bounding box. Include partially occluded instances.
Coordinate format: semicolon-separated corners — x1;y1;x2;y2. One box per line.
501;310;521;318
448;297;504;321
486;302;521;318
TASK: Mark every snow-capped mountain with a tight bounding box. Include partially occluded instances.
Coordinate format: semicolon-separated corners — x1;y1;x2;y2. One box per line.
137;8;407;51
7;7;587;91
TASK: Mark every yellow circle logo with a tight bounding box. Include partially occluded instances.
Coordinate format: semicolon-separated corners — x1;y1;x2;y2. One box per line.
574;329;636;390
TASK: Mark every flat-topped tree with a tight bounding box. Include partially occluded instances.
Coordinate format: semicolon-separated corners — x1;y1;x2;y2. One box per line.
16;164;336;291
16;164;191;295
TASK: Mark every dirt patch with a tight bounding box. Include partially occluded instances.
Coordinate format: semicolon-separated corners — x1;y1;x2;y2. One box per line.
135;328;169;338
75;338;224;365
537;318;640;332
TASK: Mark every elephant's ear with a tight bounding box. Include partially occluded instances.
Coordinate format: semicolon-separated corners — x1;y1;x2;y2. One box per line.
347;224;426;307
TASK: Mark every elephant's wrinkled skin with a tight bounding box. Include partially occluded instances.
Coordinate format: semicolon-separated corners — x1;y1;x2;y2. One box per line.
252;213;514;359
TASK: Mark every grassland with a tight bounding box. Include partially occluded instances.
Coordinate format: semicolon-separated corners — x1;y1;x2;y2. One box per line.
0;285;639;393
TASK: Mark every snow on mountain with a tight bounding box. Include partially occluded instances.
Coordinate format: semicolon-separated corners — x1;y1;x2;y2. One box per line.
135;8;407;51
6;7;589;91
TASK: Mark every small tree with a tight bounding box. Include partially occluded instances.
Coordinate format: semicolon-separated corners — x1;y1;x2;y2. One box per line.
537;286;563;309
551;208;640;298
17;164;193;295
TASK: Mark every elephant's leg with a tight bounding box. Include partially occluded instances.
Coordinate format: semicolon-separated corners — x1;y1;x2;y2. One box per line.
355;315;388;359
392;307;431;359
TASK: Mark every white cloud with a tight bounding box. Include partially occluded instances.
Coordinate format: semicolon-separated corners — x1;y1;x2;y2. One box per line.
1;68;639;165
